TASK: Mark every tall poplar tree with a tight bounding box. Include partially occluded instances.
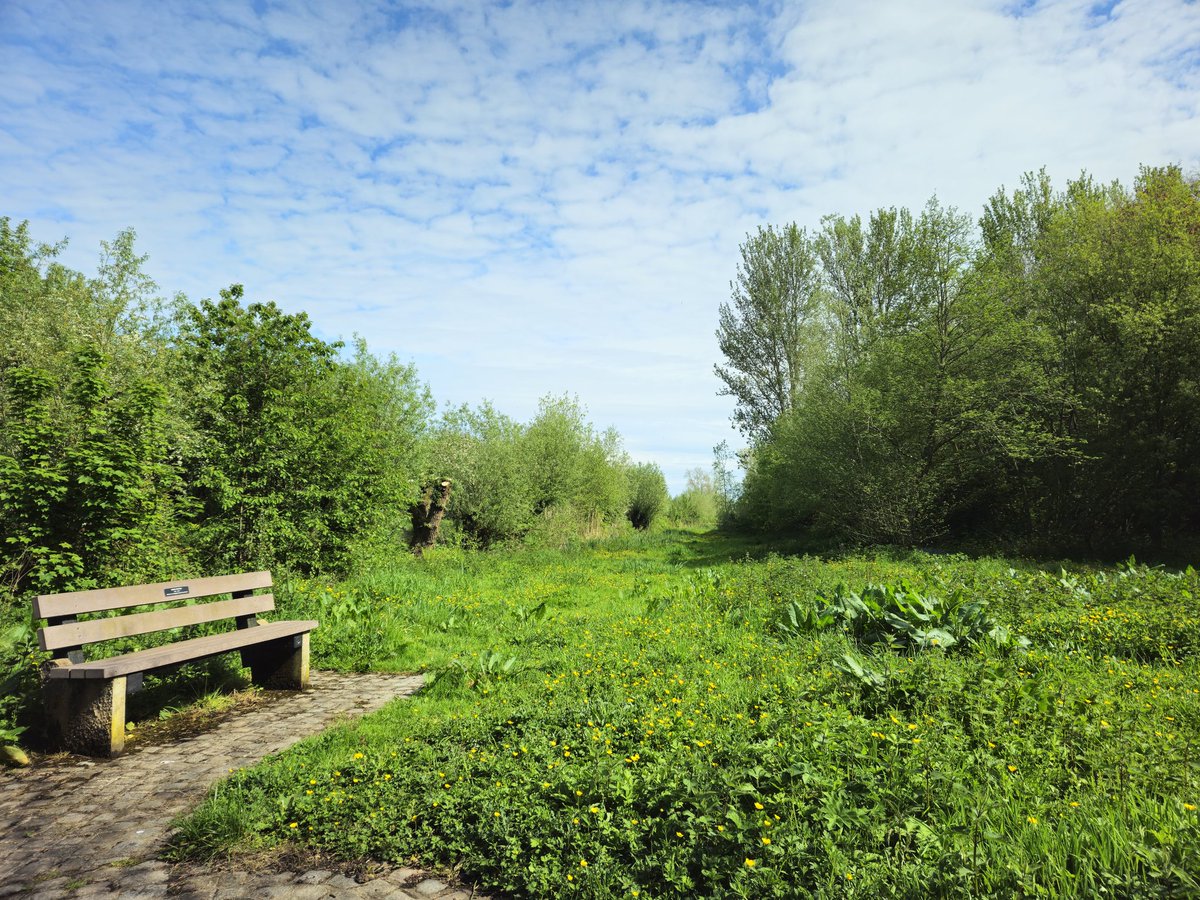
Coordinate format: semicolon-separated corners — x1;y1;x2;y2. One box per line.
715;224;824;444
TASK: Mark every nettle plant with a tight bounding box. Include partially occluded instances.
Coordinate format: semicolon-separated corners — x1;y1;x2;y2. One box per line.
777;580;1028;654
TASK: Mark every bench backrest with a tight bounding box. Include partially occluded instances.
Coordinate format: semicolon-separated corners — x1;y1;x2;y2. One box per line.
34;572;275;656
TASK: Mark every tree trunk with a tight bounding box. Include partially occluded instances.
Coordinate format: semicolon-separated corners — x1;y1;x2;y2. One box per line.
409;479;452;557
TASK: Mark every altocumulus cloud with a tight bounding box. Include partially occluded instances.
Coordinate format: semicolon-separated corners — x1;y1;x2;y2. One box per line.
1;0;1197;489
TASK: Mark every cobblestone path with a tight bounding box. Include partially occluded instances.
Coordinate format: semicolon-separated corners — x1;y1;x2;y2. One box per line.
0;672;491;899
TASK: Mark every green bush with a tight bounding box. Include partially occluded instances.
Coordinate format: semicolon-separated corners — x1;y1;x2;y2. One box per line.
626;462;668;530
432;395;630;547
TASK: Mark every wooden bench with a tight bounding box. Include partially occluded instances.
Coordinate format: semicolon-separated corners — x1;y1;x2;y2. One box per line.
34;571;317;757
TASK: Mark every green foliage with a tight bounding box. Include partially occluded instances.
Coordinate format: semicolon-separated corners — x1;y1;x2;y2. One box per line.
776;581;1028;654
1019;166;1200;552
1;220;185;595
716;224;825;444
175;286;432;574
0;618;42;748
0;366;78;592
172;533;1200;899
673;467;720;527
728;166;1200;555
626;462;668;530
0;350;182;594
1;221;443;604
524;395;628;532
175;285;339;571
667;470;719;527
0;218;167;380
431;395;630;548
431;402;533;546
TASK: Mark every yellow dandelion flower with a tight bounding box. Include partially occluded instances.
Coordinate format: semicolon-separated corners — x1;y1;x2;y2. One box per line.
745;858;756;868
1028;816;1038;825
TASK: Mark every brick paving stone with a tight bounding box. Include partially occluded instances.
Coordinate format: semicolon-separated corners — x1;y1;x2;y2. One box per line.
0;672;493;899
297;869;335;884
413;879;448;896
261;884;332;900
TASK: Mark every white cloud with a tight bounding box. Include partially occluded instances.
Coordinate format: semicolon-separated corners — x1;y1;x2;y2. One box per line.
2;0;1198;491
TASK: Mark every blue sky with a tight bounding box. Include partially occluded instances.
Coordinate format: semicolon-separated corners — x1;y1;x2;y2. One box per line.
2;0;1198;492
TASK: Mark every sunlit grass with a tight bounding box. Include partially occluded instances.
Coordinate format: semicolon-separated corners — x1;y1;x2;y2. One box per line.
171;533;1200;898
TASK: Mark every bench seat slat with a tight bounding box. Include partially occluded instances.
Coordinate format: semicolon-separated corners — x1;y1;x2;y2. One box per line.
39;595;277;652
34;571;273;619
45;620;319;680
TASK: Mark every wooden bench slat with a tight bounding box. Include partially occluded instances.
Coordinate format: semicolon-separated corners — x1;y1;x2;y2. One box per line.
34;571;273;619
38;595;277;653
45;620;319;680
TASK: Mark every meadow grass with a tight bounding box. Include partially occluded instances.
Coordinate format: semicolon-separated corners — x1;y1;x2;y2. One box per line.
169;530;1200;898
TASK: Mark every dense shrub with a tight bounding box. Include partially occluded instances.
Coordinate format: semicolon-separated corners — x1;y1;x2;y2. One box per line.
431;395;630;547
625;462;668;530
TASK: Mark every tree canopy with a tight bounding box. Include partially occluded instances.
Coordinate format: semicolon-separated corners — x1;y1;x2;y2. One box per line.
722;166;1200;557
1;222;650;599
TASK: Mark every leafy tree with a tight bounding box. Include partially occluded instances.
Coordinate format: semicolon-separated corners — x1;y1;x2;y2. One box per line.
174;286;431;573
1018;166;1200;550
667;467;718;527
0;366;77;593
319;339;434;567
430;403;533;547
626;462;668;530
715;224;824;444
1;222;183;595
815;207;917;380
711;440;741;524
737;198;1068;544
432;396;629;547
522;395;627;536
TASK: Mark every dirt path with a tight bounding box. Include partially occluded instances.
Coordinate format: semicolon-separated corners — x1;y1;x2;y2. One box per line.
0;672;489;899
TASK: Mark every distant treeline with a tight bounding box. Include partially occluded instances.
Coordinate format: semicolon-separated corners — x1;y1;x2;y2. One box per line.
717;166;1200;558
0;220;677;598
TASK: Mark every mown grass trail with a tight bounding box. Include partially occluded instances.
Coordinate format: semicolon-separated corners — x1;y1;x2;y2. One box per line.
172;531;1200;899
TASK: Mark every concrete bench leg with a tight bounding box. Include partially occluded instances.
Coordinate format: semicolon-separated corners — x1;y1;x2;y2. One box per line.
241;632;309;689
42;665;127;757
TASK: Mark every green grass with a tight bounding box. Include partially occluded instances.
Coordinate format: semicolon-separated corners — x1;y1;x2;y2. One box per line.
169;530;1200;898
